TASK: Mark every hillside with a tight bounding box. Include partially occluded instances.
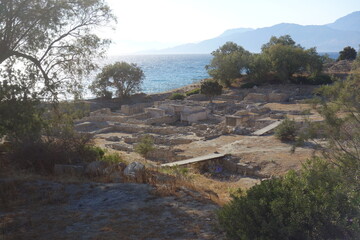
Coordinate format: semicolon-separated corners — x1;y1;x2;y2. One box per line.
156;11;360;54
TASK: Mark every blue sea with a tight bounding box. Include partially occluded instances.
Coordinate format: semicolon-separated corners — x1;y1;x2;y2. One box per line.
85;52;338;98
93;54;212;95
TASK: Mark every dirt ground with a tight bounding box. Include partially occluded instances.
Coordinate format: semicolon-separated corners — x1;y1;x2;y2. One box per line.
0;179;224;240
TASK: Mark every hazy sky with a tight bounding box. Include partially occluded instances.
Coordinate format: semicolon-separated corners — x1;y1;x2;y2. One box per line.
105;0;360;54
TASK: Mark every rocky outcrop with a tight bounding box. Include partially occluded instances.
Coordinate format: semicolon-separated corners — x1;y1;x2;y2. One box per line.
85;161;109;176
124;162;146;182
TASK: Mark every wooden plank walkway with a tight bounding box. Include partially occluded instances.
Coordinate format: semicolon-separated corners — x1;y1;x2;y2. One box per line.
252;120;283;136
161;153;226;167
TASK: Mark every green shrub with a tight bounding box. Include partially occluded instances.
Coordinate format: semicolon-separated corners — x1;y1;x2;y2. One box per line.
10;132;95;174
169;92;185;100
185;88;200;96
134;135;155;157
217;158;360;240
101;152;124;164
240;82;259;89
275;118;297;141
200;80;223;103
83;145;106;161
291;74;333;85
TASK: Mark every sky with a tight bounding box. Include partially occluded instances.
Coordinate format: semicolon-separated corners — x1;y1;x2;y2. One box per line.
105;0;360;54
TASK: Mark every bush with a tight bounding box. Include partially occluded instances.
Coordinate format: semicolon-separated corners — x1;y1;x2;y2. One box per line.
200;80;222;103
275;118;297;141
185;88;200;96
169;92;185;100
10;132;95;173
6;101;96;174
240;82;259;89
217;158;360;240
134;135;155;157
291;74;333;85
101;152;124;164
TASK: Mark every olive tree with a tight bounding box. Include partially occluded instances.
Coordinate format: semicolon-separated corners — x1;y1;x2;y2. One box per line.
90;61;145;99
206;42;251;87
338;46;357;61
262;35;323;82
0;0;115;99
200;80;222;103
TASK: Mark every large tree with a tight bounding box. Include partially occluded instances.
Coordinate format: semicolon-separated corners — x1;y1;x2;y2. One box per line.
338;46;357;61
206;42;251;87
262;35;323;82
90;61;145;99
0;0;115;99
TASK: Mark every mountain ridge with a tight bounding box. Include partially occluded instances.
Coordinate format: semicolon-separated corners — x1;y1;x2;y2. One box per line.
154;11;360;54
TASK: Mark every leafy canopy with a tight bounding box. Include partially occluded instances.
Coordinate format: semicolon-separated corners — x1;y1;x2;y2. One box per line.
0;0;115;99
200;80;222;103
206;42;251;87
261;35;323;82
90;61;145;99
338;46;357;61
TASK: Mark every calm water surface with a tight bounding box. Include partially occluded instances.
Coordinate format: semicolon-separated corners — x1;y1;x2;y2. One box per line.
88;54;212;96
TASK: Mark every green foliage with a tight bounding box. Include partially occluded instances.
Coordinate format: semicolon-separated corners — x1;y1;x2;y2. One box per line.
260;35;323;83
338;46;357;61
206;42;251;87
275;118;297;141
185;88;200;96
207;36;323;86
82;146;123;164
240;82;259;89
90;61;144;99
160;166;190;179
200;80;222;102
0;0;115;99
0;81;44;142
134;135;155;157
101;152;124;164
291;74;333;85
248;53;271;83
169;92;185;100
218;158;360;240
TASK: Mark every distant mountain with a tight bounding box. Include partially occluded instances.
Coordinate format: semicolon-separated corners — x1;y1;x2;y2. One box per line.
327;11;360;32
156;11;360;54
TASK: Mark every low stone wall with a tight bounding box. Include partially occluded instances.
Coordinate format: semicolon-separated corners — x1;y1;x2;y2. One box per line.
81;116;127;123
146;148;187;162
145;115;178;125
90;108;112;116
106;143;133;152
244;92;290;103
124;136;194;146
121;103;152;115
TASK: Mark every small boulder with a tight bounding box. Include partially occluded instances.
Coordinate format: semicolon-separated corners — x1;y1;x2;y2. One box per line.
124;162;146;182
105;136;121;142
85;161;109;176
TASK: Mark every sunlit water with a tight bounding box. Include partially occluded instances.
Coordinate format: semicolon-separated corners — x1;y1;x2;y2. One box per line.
84;54;212;98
